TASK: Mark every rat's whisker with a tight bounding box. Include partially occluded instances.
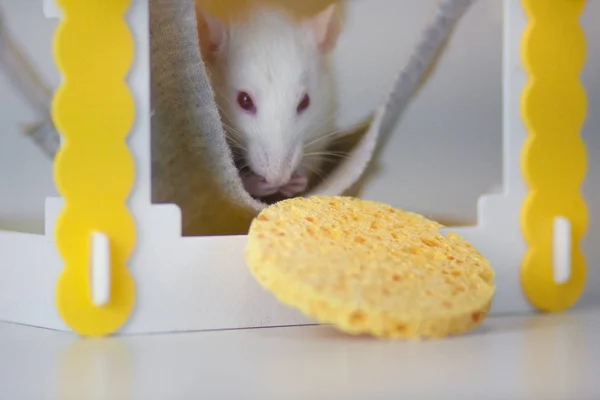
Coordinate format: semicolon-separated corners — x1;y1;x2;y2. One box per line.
317;155;351;162
304;153;351;163
238;164;252;175
225;137;247;153
221;123;247;145
227;140;246;152
212;86;234;106
212;89;247;135
225;131;245;144
303;127;351;149
300;163;326;181
222;123;245;140
304;150;350;157
217;113;243;135
301;113;364;143
298;112;338;139
213;100;249;148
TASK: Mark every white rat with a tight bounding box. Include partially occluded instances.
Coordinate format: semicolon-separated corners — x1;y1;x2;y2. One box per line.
196;3;342;199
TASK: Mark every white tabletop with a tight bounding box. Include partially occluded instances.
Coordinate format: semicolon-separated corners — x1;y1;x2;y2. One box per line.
2;306;599;400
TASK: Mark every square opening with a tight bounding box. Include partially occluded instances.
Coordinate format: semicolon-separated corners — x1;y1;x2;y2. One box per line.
149;0;502;236
0;3;60;234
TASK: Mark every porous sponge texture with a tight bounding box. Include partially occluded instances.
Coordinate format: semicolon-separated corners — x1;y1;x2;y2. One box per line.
245;196;496;339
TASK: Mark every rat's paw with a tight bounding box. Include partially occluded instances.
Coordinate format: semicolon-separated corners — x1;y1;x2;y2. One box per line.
279;173;308;198
241;172;279;197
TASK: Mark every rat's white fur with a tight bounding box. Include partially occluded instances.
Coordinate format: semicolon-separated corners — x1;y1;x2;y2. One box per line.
198;5;339;195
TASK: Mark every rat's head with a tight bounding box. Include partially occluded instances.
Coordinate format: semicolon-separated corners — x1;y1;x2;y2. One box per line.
197;4;341;188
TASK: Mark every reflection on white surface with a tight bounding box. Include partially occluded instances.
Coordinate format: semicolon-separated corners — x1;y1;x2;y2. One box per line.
1;307;599;399
59;339;133;400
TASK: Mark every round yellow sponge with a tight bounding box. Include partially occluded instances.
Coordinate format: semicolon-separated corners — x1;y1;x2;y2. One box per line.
245;196;495;339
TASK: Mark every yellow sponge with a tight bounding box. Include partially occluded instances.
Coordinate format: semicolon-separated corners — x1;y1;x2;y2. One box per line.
245;196;495;339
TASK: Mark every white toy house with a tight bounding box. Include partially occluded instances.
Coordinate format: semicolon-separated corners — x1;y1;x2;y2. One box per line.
0;0;590;337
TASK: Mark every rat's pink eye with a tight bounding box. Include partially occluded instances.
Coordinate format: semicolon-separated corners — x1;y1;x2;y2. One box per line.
297;93;310;114
237;91;256;113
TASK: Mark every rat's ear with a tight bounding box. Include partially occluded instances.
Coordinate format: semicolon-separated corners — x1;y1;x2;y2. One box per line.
304;3;342;54
196;7;227;57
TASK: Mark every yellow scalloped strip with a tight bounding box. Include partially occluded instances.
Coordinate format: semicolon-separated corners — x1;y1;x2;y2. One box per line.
520;0;588;312
52;0;136;336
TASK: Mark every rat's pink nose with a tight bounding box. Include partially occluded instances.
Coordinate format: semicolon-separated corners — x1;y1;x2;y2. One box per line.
248;146;298;188
261;163;294;186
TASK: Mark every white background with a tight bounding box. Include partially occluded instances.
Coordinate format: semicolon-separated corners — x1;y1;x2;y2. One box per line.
0;0;598;305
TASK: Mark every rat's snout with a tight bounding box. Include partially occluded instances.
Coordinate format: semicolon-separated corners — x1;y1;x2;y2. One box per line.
263;144;303;186
262;161;294;187
248;143;302;188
